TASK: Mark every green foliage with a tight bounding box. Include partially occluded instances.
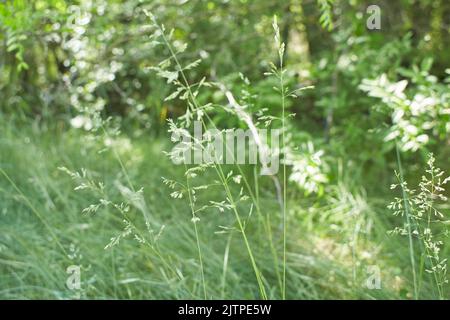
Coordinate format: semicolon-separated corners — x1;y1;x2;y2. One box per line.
0;0;449;300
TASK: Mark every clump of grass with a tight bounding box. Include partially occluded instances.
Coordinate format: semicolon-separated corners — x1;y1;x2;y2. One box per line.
389;152;449;299
145;11;311;299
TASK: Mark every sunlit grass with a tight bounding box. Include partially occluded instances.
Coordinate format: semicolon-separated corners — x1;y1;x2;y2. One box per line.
1;117;446;299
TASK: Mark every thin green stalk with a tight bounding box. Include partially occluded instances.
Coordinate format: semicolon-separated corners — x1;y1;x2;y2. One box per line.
395;143;418;299
202;139;268;298
100;126;135;192
0;168;67;255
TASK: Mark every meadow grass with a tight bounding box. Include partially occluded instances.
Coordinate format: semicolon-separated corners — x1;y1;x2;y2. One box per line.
0;116;446;299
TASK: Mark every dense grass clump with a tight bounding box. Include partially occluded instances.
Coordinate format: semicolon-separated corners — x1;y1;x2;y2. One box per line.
0;116;447;299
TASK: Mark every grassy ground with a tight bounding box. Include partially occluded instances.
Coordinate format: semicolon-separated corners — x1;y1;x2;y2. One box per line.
0;118;446;299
